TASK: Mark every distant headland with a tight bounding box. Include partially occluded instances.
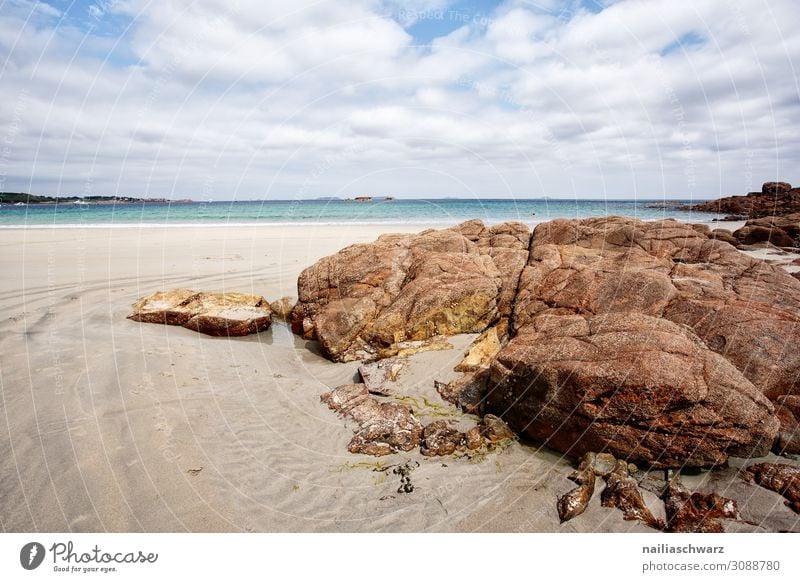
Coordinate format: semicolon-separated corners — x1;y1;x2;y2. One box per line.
0;193;194;205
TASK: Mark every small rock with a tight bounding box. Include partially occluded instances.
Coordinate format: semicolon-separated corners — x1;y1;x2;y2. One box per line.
479;414;515;442
465;426;483;450
348;402;423;456
455;322;506;372
558;454;597;523
742;462;800;513
321;384;423;456
558;470;595;523
320;383;371;418
269;296;295;320
664;482;739;532
601;461;664;530
420;420;465;457
590;453;618;478
435;368;489;414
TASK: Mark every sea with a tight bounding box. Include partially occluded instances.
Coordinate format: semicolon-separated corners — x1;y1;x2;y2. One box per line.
0;199;722;228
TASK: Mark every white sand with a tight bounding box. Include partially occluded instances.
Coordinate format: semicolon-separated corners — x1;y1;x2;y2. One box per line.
1;223;797;533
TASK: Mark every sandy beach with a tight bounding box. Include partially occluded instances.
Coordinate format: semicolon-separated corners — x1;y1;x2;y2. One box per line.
1;221;798;533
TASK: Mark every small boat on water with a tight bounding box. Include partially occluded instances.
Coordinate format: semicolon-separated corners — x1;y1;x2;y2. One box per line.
13;202;26;206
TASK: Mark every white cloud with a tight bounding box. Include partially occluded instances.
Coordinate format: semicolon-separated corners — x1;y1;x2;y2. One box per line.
0;0;799;199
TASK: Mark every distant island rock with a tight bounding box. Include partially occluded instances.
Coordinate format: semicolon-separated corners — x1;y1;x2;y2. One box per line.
344;196;394;202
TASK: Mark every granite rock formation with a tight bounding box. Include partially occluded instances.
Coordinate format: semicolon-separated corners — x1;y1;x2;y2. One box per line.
688;182;800;218
298;217;800;467
489;217;795;467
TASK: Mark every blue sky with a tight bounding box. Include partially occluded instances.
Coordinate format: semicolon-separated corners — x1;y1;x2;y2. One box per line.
1;0;798;199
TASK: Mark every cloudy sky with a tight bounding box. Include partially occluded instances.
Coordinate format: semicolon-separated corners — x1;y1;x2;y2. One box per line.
1;0;798;200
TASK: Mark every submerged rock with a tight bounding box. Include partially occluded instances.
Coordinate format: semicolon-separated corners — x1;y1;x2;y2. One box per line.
128;289;272;336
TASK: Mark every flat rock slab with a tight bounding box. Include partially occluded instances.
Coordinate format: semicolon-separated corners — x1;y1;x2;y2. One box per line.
128;288;272;336
358;358;407;396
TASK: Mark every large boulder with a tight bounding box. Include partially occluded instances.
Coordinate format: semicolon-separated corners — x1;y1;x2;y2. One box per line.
491;217;798;466
488;313;777;468
291;221;529;361
511;217;800;401
128;289;272;336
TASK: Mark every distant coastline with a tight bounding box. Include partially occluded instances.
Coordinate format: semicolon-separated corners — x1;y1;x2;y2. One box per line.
0;192;194;205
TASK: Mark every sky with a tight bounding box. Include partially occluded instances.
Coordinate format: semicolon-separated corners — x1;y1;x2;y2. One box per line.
0;0;798;200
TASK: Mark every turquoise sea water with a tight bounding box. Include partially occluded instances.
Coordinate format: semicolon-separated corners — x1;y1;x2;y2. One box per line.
0;199;722;227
